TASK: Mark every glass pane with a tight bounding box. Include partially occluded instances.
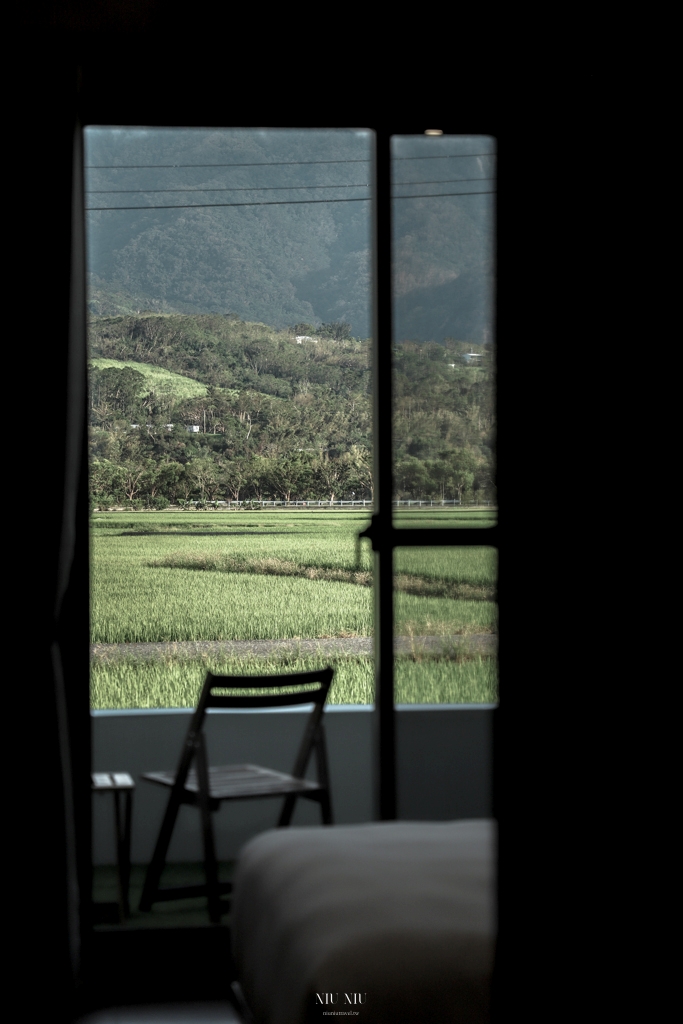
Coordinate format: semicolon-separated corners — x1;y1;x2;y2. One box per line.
391;134;496;522
394;543;497;821
86;128;375;712
393;545;498;705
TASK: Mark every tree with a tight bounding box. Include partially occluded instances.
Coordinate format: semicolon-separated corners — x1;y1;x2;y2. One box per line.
396;456;429;500
243;340;273;376
450;450;478;503
120;457;152;502
89;458;125;504
147;459;183;502
179;466;195;502
426;458;451;502
269;452;312;502
347;445;373;500
320;320;352;341
86;312;493;509
91;366;146;416
186;456;218;500
223;458;249;502
314;450;351;504
246;456;272;502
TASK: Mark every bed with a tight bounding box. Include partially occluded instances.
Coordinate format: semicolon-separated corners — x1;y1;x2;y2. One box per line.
231;820;496;1024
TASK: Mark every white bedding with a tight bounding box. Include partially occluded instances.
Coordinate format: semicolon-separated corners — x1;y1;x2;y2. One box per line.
231;820;496;1024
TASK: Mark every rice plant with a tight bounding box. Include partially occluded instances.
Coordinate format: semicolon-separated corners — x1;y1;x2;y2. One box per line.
90;652;497;709
90;511;499;705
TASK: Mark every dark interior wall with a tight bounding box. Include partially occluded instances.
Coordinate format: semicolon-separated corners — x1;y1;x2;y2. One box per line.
13;31;387;1019
13;11;572;1021
14;59;90;1023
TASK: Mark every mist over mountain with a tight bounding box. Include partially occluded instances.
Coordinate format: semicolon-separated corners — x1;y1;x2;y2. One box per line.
85;129;494;343
394;268;494;344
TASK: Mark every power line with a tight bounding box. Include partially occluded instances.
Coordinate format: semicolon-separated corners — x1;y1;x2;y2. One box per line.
86;178;493;195
85;152;495;170
86;183;370;194
393;176;495;186
86;158;371;170
393;190;496;199
85;196;371;211
86;188;495;211
394;152;496;160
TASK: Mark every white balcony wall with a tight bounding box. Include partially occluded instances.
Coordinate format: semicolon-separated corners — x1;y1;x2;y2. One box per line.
92;706;494;865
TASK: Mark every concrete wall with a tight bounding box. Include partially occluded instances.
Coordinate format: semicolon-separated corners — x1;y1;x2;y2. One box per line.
92;705;495;865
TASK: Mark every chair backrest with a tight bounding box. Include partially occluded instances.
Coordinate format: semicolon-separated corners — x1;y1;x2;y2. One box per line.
201;667;334;712
178;667;334;785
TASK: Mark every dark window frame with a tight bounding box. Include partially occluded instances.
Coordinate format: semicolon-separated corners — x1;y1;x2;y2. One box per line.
27;69;510;1011
369;129;498;819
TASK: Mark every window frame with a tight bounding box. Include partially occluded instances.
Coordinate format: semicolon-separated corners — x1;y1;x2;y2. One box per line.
369;130;498;818
76;115;501;996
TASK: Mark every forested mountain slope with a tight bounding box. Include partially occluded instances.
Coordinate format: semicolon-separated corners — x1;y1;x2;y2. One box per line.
88;315;494;507
85;129;494;342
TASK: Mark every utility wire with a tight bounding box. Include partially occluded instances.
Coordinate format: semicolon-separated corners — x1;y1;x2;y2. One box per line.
393;176;495;186
86;177;493;195
86;152;495;170
86;158;372;170
86;184;370;194
394;190;495;199
86;197;371;211
86;189;495;211
394;152;496;160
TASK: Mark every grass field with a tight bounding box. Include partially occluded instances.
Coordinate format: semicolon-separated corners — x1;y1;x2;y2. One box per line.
91;652;498;709
91;510;498;708
90;358;210;399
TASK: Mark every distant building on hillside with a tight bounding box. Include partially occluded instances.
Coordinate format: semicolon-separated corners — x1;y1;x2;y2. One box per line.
463;351;483;364
296;335;318;344
186;424;200;433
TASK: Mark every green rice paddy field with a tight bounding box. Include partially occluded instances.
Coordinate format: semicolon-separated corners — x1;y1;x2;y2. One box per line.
91;510;498;708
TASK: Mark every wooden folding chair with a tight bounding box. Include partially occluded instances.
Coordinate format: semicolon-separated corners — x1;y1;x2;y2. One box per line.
139;667;334;923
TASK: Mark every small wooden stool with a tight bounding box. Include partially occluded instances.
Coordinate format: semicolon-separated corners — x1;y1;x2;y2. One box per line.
92;772;135;921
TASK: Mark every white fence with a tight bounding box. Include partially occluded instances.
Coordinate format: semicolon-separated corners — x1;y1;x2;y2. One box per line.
94;500;496;512
183;499;493;509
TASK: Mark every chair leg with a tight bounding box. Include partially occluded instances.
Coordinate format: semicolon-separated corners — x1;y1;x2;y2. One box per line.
319;790;333;825
277;794;297;827
313;728;333;825
122;790;133;915
139;784;184;912
196;735;221;924
114;789;133;919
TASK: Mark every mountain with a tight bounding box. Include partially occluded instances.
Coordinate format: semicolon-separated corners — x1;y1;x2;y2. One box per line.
394;268;494;344
84;129;495;344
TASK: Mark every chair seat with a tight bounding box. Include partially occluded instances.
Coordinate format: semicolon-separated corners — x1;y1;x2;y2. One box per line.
142;763;323;801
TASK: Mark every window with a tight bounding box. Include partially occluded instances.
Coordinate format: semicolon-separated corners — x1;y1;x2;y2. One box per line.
85;127;497;824
86;127;377;713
